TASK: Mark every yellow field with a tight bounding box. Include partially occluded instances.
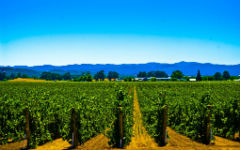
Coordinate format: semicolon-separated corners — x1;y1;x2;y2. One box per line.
8;78;46;82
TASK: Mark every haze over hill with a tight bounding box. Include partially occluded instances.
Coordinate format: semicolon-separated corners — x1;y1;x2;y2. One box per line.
1;61;240;77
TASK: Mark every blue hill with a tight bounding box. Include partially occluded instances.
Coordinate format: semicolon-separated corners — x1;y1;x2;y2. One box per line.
1;62;240;76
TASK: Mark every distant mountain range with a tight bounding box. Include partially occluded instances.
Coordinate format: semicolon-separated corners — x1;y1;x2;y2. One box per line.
1;61;240;76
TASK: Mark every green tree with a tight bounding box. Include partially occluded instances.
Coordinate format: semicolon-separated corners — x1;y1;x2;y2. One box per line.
22;74;29;78
214;72;222;80
94;70;105;81
147;71;168;78
17;72;22;78
147;71;155;77
196;70;202;81
79;75;86;81
223;71;230;80
53;73;62;80
202;76;214;81
40;72;48;80
151;77;157;81
32;75;39;79
230;76;238;80
171;70;183;80
77;72;92;81
63;72;71;80
0;72;7;81
10;73;16;79
155;71;168;78
124;76;134;81
107;71;119;81
85;72;92;81
137;72;147;77
40;72;62;80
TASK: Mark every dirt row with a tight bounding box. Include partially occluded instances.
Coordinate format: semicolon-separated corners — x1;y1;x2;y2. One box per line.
1;87;239;150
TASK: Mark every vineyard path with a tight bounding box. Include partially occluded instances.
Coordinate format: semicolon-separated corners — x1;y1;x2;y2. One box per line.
126;87;159;149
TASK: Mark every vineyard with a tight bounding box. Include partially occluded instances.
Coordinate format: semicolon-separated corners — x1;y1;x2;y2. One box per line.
137;82;240;142
0;82;133;149
0;81;240;150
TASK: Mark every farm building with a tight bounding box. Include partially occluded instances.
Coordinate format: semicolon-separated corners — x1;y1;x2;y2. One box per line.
155;77;171;81
135;77;171;81
189;78;196;81
135;77;147;81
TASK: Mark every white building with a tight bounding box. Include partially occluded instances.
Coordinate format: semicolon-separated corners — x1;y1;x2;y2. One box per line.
189;78;196;81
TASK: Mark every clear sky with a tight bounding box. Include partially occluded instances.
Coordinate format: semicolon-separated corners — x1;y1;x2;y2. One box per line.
0;0;240;66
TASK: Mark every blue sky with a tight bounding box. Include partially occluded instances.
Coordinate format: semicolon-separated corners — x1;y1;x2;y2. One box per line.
0;0;240;66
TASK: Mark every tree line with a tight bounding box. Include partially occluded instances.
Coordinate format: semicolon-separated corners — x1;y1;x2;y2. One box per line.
0;72;31;81
172;70;234;81
0;70;238;81
137;71;168;78
40;70;120;81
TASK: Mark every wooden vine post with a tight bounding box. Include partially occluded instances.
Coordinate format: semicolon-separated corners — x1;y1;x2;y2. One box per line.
72;107;78;148
25;108;30;149
118;106;123;148
239;116;240;140
206;105;213;145
161;105;168;146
